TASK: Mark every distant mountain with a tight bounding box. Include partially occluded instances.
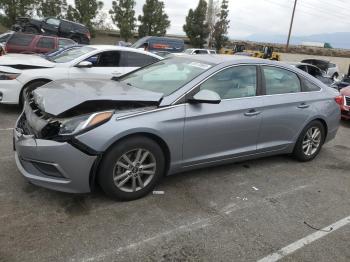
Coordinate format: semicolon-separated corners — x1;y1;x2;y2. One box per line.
245;32;350;49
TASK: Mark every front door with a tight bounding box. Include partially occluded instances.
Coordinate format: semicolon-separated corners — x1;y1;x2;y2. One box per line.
183;65;263;166
69;51;127;80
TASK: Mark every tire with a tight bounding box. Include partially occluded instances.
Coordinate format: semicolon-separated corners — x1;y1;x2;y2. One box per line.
98;136;166;201
293;120;325;162
19;80;50;107
24;26;39;34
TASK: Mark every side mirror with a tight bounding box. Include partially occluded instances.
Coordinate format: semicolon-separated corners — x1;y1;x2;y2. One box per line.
188;89;221;104
76;61;92;68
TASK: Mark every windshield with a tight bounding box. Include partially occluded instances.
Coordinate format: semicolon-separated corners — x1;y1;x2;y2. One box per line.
51;46;95;63
184;49;193;54
131;38;146;48
120;57;213;96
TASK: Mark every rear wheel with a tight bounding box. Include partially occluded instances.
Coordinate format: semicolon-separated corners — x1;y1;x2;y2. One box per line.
293;120;325;162
98;136;165;201
19;80;50;107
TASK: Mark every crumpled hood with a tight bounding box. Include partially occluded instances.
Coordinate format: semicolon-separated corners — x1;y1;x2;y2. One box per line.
32;79;163;116
0;54;55;68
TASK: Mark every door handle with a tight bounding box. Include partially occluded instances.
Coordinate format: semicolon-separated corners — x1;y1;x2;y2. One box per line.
244;109;261;116
297;103;310;109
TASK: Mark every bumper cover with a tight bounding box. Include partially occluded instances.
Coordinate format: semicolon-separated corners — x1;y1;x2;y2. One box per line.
14;125;97;193
0;80;22;104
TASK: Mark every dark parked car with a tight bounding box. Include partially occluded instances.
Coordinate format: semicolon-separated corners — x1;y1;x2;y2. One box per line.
131;36;185;53
4;32;76;54
13;17;90;44
289;62;334;86
301;59;339;79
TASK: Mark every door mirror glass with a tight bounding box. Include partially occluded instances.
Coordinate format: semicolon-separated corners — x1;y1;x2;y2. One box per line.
76;61;92;68
189;90;221;104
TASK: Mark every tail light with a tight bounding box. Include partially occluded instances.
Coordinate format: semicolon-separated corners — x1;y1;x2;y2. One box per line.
85;32;91;40
335;95;344;105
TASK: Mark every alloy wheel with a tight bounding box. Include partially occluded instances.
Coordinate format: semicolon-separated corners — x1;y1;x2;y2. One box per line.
113;148;156;193
302;127;322;156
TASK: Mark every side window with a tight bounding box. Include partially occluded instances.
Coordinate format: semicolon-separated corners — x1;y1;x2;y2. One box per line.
8;34;35;46
88;51;120;67
58;39;75;48
200;66;257;99
36;37;55;49
46;18;61;27
263;66;301;95
307;66;322;77
303;79;321;92
121;52;158;67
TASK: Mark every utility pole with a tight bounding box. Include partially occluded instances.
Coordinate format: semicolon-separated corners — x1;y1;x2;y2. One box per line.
286;0;298;52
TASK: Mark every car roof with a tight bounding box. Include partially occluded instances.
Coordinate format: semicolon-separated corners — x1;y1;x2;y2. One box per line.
87;45;163;59
172;53;268;65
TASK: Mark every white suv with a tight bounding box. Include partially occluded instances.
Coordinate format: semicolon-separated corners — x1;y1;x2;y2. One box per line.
184;48;217;55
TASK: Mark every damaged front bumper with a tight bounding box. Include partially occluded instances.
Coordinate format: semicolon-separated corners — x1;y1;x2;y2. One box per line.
14;113;97;193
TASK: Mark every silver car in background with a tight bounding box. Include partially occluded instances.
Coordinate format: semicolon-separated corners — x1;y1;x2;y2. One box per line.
14;55;340;200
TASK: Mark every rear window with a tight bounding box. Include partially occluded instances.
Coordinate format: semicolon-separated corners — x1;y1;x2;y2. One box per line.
8;33;35;46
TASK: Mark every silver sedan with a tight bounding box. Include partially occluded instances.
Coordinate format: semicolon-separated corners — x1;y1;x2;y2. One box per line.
14;55;340;200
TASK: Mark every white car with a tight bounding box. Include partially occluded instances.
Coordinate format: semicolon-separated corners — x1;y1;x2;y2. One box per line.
0;45;162;105
184;48;217;55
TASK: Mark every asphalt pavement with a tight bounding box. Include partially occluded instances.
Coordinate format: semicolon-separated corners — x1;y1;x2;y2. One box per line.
0;104;349;262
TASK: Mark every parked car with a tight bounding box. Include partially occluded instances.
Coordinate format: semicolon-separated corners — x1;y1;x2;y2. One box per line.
184;48;217;55
0;31;14;44
13;17;90;44
40;44;83;59
289;62;334;86
4;32;76;54
0;45;162;105
301;59;339;79
14;55;340;200
131;36;184;53
335;86;350;120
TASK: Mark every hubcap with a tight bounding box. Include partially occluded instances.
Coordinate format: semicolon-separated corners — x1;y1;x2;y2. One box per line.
302;127;322;156
113;148;156;193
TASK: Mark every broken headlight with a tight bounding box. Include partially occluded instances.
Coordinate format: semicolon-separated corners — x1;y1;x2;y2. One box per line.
0;72;20;80
59;111;114;136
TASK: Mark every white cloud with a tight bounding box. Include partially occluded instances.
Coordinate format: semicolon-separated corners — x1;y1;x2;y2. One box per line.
85;0;350;38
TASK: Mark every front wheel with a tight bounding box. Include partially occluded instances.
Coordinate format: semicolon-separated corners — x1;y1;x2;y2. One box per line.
293;121;325;162
98;136;165;201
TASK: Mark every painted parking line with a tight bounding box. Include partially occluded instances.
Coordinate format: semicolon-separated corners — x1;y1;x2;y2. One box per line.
0;128;13;131
257;215;350;262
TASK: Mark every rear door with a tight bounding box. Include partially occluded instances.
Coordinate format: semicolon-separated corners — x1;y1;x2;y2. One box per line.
257;65;316;152
183;65;263;166
34;37;56;53
118;51;159;77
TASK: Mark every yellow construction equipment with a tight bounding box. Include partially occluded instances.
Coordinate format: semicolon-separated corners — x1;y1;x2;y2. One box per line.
251;45;281;61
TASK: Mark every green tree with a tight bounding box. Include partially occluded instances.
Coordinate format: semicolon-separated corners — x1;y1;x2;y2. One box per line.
183;0;209;48
138;0;170;37
66;0;103;34
109;0;136;41
213;0;229;50
38;0;68;18
0;0;36;27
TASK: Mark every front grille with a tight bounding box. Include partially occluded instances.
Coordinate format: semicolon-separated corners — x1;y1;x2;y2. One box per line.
345;96;350;106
